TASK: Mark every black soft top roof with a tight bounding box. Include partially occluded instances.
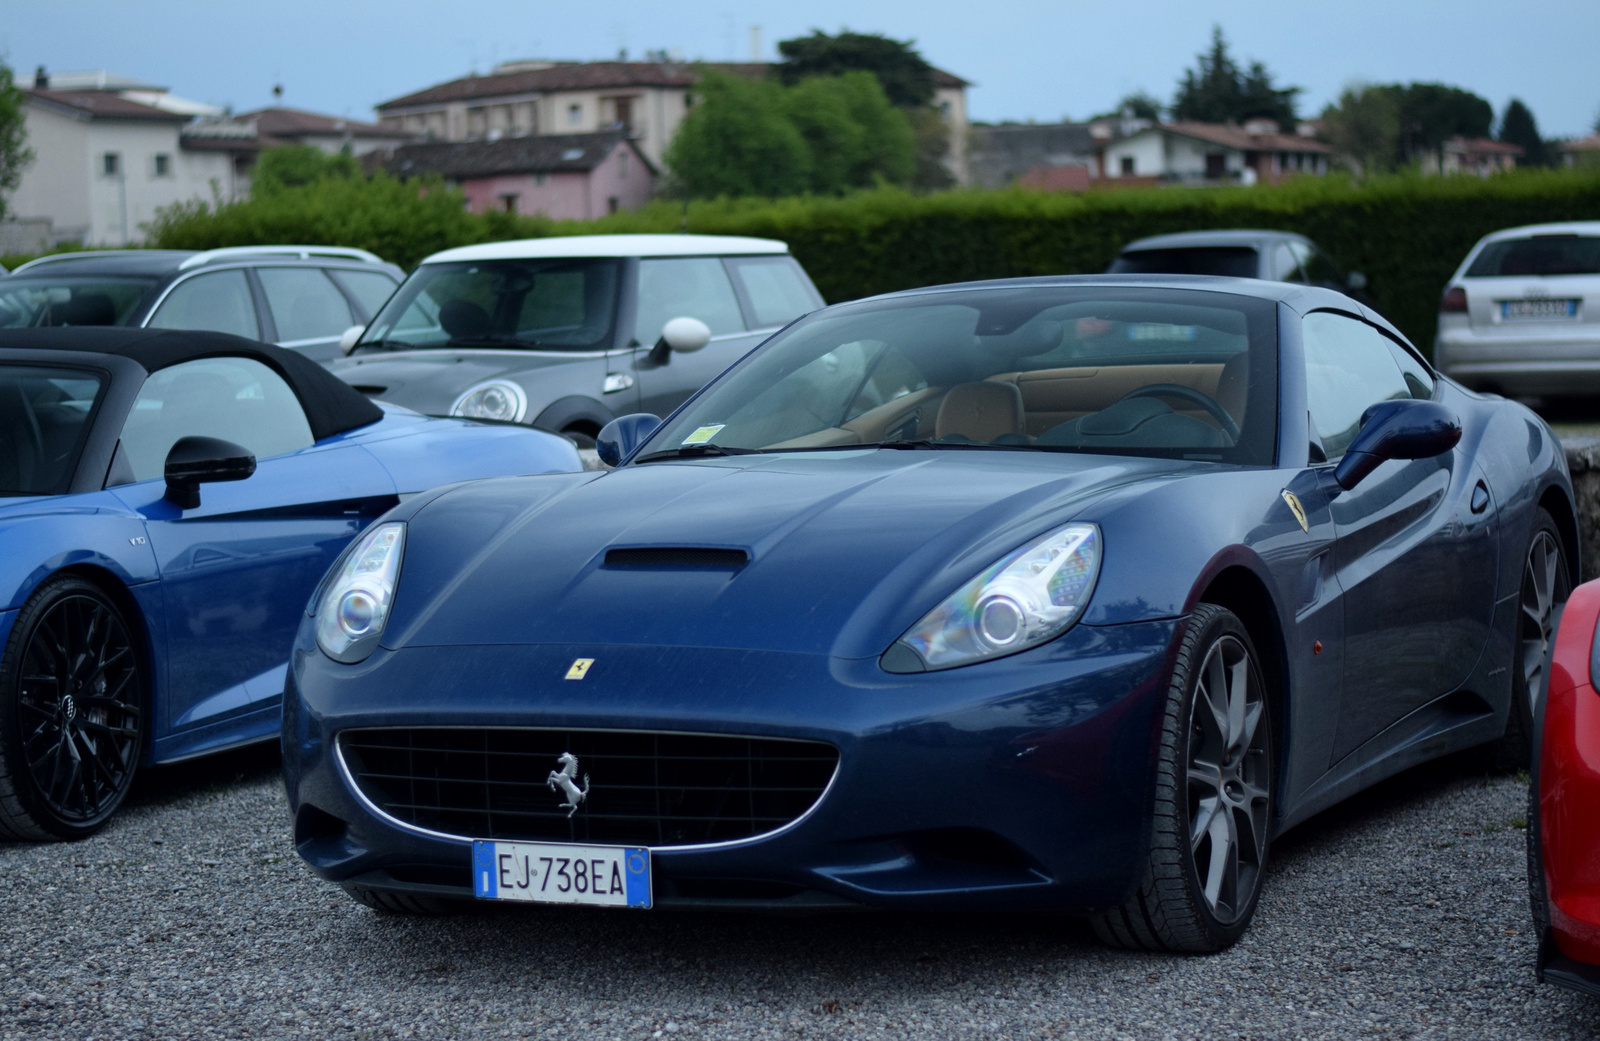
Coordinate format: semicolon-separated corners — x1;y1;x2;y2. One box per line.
0;327;382;441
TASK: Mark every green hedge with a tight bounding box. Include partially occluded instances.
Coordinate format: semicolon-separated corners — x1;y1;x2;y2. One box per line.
146;168;1600;356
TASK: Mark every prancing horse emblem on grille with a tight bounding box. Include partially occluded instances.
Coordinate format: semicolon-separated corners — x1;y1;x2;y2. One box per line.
547;752;590;817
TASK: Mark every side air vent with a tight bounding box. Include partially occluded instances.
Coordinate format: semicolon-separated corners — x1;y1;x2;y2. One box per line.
604;547;749;570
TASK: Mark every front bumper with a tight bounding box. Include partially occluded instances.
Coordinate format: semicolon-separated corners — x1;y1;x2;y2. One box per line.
283;617;1179;912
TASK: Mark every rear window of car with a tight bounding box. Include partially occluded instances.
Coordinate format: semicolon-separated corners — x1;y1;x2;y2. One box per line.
1109;247;1260;279
725;256;820;329
1466;235;1600;277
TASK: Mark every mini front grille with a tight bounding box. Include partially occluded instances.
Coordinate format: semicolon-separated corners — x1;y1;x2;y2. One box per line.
339;728;838;847
603;547;749;570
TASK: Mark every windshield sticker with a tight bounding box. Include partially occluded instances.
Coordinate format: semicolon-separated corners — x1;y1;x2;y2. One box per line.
682;424;726;446
1127;323;1199;341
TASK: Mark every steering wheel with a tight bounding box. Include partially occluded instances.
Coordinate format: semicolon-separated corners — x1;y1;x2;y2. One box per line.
1117;383;1241;442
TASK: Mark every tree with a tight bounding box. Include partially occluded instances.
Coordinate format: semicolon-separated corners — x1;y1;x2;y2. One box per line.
775;30;951;191
785;72;914;193
664;71;811;199
251;145;357;196
1394;83;1493;166
1088;92;1163;122
0;61;35;221
1320;84;1400;178
775;30;935;108
1171;26;1300;129
1499;98;1548;167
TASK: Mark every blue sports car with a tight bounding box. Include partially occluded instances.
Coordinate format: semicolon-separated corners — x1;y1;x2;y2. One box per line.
0;327;582;841
283;275;1574;951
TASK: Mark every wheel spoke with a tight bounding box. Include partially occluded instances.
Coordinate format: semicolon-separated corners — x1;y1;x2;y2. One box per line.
1202;651;1231;745
1190;794;1222;852
1202;807;1232;908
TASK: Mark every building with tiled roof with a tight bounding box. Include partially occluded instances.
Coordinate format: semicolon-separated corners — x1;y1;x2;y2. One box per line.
1561;134;1600;169
374;58;972;184
230;107;414;156
1094;120;1333;186
370;130;656;220
1420;137;1522;177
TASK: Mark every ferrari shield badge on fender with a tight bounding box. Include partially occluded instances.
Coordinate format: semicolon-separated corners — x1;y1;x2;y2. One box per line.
565;658;594;680
1281;490;1309;533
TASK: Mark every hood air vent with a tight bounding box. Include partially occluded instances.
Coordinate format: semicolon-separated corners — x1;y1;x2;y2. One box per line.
604;547;749;570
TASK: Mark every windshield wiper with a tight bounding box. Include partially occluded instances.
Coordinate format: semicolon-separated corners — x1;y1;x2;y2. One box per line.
867;439;1036;451
355;338;417;352
633;444;764;464
445;335;550;349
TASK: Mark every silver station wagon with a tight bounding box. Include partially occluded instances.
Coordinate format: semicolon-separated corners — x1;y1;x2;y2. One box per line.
330;234;824;446
1434;221;1600;397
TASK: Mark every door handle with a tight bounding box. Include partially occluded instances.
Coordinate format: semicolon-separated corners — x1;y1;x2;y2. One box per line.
1470;480;1490;515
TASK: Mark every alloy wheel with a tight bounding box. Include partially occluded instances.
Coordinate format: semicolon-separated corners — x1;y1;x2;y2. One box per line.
15;593;142;825
1521;530;1565;714
1186;634;1270;925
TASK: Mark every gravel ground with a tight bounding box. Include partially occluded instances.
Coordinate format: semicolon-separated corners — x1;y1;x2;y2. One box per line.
2;749;1598;1041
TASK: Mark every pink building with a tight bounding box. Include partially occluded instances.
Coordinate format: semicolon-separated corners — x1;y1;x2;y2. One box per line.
375;130;655;221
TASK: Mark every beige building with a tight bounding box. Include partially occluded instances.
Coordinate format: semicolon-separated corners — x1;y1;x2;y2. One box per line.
375;59;972;184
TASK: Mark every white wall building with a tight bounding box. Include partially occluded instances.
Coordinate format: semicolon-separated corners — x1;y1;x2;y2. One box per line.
7;85;245;249
1095;121;1331;186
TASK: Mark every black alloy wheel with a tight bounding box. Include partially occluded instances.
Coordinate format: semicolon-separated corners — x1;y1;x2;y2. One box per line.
0;576;145;840
1484;508;1570;772
1091;603;1274;953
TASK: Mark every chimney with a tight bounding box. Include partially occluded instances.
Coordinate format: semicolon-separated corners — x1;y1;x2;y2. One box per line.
750;25;762;62
34;66;48;90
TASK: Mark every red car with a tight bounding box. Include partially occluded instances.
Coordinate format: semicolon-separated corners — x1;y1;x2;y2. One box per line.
1533;577;1600;996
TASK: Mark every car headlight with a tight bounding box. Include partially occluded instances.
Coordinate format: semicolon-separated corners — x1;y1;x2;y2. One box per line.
314;522;405;663
451;380;528;422
889;523;1101;671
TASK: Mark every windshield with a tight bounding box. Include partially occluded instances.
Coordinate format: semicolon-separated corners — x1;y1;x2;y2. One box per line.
642;286;1279;466
1110;247;1260;279
356;258;621;352
0;365;107;496
1466;235;1600;278
0;277;159;328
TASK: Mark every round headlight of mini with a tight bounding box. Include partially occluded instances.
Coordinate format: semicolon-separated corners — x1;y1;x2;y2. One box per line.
888;523;1101;671
314;522;405;663
451;380;528;422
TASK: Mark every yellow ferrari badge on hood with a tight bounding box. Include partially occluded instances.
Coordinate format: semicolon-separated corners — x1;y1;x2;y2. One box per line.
1281;490;1308;533
565;658;594;681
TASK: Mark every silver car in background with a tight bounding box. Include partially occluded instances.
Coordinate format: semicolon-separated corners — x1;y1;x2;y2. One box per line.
1434;222;1600;397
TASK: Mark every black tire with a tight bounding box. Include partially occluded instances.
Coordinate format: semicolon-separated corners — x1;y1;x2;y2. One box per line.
1090;603;1274;953
0;575;147;841
1483;508;1569;772
342;884;462;916
561;426;598;450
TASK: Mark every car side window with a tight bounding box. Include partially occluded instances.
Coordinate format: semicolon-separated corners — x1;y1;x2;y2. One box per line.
147;270;260;339
1384;337;1435;399
118;357;314;482
634;258;745;346
1300;245;1344;287
1275;243;1308;283
724;256;818;329
1301;311;1415;462
328;269;398;321
257;267;356;344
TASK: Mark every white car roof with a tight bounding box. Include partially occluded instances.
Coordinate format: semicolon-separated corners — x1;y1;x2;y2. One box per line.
422;234;789;265
1477;221;1600;242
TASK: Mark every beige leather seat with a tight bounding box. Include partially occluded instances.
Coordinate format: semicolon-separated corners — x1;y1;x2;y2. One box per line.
935;381;1025;442
1214;352;1250;428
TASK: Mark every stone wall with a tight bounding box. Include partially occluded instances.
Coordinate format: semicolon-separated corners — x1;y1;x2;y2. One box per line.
1564;437;1600;581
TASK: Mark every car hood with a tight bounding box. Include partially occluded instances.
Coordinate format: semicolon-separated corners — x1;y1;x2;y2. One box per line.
383;450;1207;660
328;349;602;415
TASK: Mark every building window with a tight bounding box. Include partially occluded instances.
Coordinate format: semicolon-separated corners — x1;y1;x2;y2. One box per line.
103;152;121;177
500;193;520;213
152;153;171;177
618;150;629;179
534;172;548;186
1119;156;1135;176
608;196;620;215
567;103;582;127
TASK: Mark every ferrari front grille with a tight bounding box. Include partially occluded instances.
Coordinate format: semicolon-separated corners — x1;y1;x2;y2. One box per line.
337;727;839;847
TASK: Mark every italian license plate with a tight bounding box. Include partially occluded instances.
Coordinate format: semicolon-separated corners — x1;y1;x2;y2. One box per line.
472;840;651;907
1502;298;1578;320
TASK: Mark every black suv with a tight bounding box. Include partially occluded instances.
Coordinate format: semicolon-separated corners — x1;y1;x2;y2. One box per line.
0;247;403;362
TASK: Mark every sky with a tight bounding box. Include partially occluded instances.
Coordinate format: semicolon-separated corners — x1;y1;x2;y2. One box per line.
5;0;1599;138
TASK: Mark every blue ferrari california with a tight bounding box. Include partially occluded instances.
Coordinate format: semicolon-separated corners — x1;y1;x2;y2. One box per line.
0;327;582;840
283;276;1574;951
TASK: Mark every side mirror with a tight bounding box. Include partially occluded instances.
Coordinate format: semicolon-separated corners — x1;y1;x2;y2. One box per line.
595;413;663;467
649;316;712;363
164;436;257;509
1332;399;1460;491
1346;271;1368;291
339;325;366;354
